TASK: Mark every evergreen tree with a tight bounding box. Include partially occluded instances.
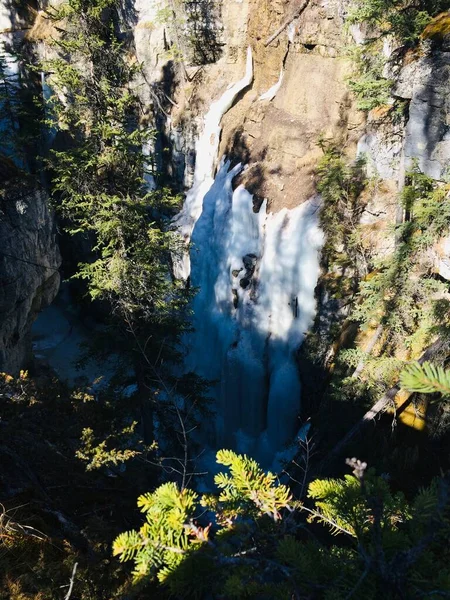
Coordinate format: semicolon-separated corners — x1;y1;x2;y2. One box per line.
346;0;450;110
114;450;450;599
401;361;450;397
43;0;210;468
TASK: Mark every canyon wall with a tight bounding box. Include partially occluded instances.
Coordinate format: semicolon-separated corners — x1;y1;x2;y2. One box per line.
0;2;61;374
0;165;60;374
2;0;450;379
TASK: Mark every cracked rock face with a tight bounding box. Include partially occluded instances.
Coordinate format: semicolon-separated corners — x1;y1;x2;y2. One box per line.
395;52;450;180
0;178;61;374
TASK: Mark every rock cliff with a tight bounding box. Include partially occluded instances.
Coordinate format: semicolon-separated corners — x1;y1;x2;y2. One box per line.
0;3;61;374
0;163;60;374
3;0;450;374
127;0;366;212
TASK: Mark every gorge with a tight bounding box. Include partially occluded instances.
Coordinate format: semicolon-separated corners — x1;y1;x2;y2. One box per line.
2;0;450;598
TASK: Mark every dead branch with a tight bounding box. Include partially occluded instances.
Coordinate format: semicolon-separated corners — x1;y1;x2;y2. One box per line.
264;0;311;47
322;339;446;470
0;503;48;542
64;562;78;600
351;324;384;380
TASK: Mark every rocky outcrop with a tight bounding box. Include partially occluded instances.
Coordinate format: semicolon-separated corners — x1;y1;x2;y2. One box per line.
0;4;61;374
117;0;364;210
395;51;450;180
218;0;364;211
0;167;60;374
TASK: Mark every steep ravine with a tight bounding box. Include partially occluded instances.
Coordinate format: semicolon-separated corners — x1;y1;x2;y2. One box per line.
3;3;450;597
3;0;450;453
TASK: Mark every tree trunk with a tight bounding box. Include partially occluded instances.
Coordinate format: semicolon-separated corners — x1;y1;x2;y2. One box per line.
320;339;446;471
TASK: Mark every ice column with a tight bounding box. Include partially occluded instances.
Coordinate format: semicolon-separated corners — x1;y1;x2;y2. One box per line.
173;47;253;280
185;158;323;462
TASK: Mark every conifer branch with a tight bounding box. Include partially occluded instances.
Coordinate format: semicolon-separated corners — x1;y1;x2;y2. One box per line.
400;361;450;397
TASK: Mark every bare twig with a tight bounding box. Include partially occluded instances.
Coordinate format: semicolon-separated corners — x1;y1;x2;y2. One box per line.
0;503;48;542
284;433;316;500
64;562;78;600
124;314;202;489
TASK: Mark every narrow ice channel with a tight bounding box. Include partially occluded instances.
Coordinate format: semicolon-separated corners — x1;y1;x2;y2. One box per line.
172;47;254;280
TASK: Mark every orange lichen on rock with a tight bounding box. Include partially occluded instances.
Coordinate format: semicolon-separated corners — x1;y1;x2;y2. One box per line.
368;104;392;122
25;10;60;42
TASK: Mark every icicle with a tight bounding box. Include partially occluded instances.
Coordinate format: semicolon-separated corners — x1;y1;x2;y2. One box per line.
287;22;296;43
259;68;284;102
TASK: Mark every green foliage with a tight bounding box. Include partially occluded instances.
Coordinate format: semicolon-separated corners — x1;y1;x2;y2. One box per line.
313;155;450;434
48;0;117;20
316;143;368;289
401;361;450;397
324;166;450;409
346;0;449;44
76;422;143;471
213;449;291;520
44;0;187;326
353;167;450;349
42;0;210;474
152;0;222;65
346;0;450;110
113;482;198;581
115;449;450;599
308;470;409;538
114;449;292;588
0;372;150;600
347;41;393;111
2;368;449;599
340;348;404;393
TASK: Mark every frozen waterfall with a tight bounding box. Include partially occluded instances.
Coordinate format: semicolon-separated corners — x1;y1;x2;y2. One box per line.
185;161;323;464
173;48;324;466
173;47;254;280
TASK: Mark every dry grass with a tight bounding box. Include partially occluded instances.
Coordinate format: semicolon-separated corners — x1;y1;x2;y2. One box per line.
24;10;60;43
